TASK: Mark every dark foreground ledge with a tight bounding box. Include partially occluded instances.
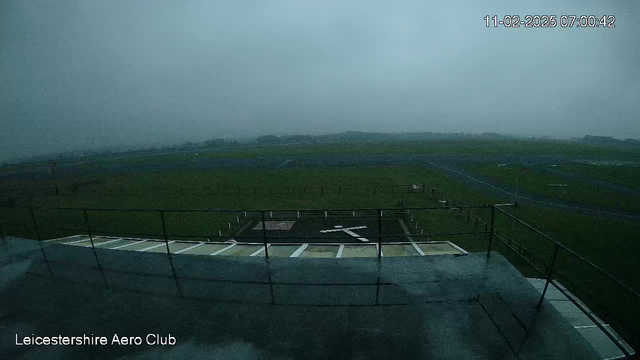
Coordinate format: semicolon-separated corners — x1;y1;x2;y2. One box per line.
0;237;601;359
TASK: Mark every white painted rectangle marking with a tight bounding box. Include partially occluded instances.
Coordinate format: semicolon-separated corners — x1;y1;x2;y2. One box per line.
336;244;345;258
93;238;123;247
399;219;425;256
111;240;147;250
249;244;270;257
137;241;174;252
290;244;309;258
44;234;86;243
210;243;236;255
63;237;93;245
174;242;205;254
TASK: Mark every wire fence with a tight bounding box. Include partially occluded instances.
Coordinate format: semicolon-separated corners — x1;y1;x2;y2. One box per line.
0;183;432;198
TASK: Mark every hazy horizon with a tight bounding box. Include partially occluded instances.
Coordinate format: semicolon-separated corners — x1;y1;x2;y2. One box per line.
2;0;639;161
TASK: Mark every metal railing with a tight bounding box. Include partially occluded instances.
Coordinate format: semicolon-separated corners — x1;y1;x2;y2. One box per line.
0;203;637;357
0;183;432;198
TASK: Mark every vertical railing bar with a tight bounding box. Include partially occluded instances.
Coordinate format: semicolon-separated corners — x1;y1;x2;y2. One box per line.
83;209;109;288
537;243;560;308
159;210;183;296
261;211;269;259
29;207;53;277
486;206;496;256
160;210;171;255
377;209;382;259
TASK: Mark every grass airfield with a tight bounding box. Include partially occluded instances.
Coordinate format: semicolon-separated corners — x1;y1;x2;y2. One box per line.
1;139;639;343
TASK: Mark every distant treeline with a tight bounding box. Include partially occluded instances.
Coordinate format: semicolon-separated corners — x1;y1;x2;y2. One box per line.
580;135;640;146
5;131;639;166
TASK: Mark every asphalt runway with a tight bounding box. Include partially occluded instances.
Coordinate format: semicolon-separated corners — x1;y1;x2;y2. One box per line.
425;161;640;222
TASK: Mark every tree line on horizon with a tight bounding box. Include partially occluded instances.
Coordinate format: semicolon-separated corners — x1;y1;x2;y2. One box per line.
4;132;639;166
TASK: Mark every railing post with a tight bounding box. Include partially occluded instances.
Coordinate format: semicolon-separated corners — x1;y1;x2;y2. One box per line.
377;209;382;259
538;244;561;308
261;211;269;259
29;207;53;277
159;210;171;255
83;209;96;251
486;206;496;257
84;209;109;288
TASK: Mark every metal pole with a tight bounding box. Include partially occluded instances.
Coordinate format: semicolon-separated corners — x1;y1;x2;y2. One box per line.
486;206;496;256
159;210;183;296
538;244;560;308
83;209;109;288
377;209;382;259
261;211;269;259
512;176;519;231
30;207;53;277
159;211;171;255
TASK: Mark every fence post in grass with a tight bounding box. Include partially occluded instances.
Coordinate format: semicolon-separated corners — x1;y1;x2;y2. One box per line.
538;243;561;308
159;210;171;255
261;211;269;259
29;207;53;277
486;206;496;257
377;209;383;259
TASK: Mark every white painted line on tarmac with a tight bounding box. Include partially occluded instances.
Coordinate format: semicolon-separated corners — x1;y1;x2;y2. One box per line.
44;234;86;243
290;244;309;257
399;219;425;256
336;244;344;258
111;240;147;250
174;242;205;254
447;241;469;255
62;237;93;245
342;229;369;242
137;241;174;252
92;238;123;247
210;243;236;256
574;324;611;329
249;244;270;256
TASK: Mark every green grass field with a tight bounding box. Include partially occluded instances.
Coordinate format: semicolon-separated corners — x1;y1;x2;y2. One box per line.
469;164;640;212
1;141;639;346
563;163;640;190
4;138;640;173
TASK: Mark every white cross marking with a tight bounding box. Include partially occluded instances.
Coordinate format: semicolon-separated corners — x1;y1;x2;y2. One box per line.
320;225;369;242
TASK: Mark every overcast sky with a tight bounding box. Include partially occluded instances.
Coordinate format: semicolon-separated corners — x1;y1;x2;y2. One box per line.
1;0;638;160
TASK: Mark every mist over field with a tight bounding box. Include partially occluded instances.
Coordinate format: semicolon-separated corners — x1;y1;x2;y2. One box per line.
1;0;639;161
